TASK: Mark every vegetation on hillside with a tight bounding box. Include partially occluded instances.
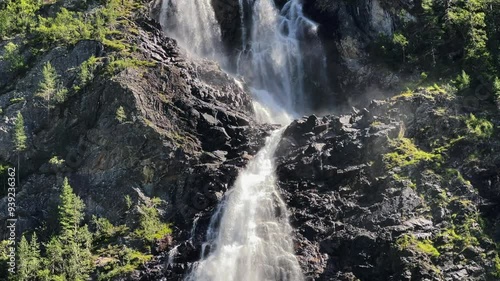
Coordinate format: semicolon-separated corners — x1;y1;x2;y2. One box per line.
0;2;169;278
4;178;172;280
375;0;500;105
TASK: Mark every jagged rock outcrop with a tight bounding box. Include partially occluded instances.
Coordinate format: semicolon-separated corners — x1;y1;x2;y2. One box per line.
275;91;500;280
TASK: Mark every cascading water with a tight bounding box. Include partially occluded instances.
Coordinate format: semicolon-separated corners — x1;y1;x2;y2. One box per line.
161;0;326;280
160;0;224;61
237;0;327;114
185;128;303;281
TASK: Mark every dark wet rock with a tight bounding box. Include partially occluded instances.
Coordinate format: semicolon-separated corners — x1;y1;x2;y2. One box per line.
273;92;500;281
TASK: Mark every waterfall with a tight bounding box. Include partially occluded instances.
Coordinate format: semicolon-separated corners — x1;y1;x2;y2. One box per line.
185;129;303;281
160;0;326;280
160;0;224;61
237;0;327;114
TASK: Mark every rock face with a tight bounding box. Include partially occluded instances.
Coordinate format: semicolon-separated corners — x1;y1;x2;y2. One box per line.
0;19;271;241
150;90;500;281
275;92;500;280
1;1;499;281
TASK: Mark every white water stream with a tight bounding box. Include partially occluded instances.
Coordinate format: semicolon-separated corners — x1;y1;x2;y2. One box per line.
184;128;303;281
160;1;325;280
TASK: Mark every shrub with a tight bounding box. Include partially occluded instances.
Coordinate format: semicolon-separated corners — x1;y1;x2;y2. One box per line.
0;0;41;38
49;156;65;167
383;138;442;169
77;56;98;88
2;42;25;72
134;199;172;243
116;106;127;123
416;240;440;257
465;113;493;138
454;70;471;91
35;8;92;46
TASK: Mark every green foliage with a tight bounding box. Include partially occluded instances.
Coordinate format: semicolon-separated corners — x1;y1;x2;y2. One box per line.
416;240;440;257
465;114;494;138
33;0;140;48
396;234;440;258
124;195;132;209
14;111;27;152
2;42;25;72
46;178;94;280
59;178;85;238
49;156;65;167
37;62;67;110
383;138;442;169
391;89;414;100
374;0;499;100
96;246;152;281
134;199;172;243
0;0;41;38
10;97;26;104
454;70;471;91
493;255;500;278
106;57;156;75
17;233;42;281
494;77;500;106
0;240;10;276
393;33;409;61
92;216;128;241
116;106;127;123
426;83;446;95
76;56;98;89
35;8;92;46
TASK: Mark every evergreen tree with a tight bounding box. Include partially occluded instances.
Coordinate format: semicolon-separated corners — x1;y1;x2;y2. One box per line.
17;235;30;281
44;236;64;277
37;62;57;113
17;233;41;281
37;62;67;114
14;111;27;152
13;111;27;185
51;177;94;280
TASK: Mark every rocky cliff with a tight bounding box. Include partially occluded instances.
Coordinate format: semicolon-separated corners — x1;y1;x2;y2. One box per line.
1;0;499;280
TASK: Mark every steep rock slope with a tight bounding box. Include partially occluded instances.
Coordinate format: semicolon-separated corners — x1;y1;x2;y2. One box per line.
277;90;500;280
0;17;270;245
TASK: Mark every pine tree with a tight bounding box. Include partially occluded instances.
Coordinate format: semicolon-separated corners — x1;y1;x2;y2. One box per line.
37;62;57;113
17;235;30;281
53;177;94;280
44;236;64;277
17;233;41;281
14;111;27;152
59;177;85;239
